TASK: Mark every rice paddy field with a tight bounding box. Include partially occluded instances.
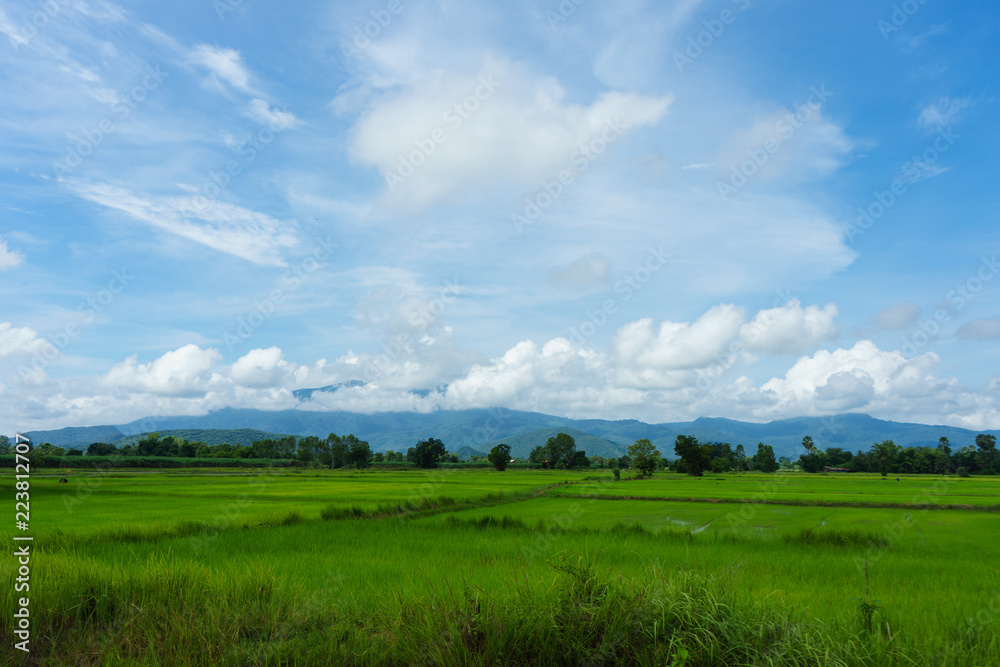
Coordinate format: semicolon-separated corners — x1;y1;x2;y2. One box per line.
3;468;999;665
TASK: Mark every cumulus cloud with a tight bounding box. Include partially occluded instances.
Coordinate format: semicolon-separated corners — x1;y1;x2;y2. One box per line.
613;305;746;382
6;309;1000;434
102;344;223;396
814;370;876;412
740;300;839;354
0;236;24;270
347;57;672;205
0;323;50;359
956;318;1000;340
875;301;921;330
756;340;933;416
229;347;291;387
442;338;640;415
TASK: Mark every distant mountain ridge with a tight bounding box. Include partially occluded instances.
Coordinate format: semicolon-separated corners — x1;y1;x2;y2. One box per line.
23;408;999;460
111;429;293;448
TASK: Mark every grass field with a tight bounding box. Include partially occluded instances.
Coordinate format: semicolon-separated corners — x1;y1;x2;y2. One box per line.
3;468;999;665
551;472;1000;507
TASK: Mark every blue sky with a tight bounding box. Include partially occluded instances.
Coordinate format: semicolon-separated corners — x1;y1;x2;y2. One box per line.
1;0;998;435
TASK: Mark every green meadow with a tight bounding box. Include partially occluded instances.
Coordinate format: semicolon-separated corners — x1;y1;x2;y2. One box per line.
3;468;999;665
551;472;1000;507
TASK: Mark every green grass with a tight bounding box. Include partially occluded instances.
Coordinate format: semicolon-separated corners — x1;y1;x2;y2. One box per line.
553;471;1000;507
3;468;999;664
0;467;566;539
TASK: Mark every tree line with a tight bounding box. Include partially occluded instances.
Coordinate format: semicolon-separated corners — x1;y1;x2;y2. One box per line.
795;434;997;476
3;430;995;476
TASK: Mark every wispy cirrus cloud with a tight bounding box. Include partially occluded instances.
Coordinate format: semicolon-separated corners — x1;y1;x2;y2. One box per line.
188;44;254;94
70;183;299;267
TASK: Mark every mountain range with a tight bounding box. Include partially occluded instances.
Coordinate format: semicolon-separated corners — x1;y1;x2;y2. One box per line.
23;407;999;460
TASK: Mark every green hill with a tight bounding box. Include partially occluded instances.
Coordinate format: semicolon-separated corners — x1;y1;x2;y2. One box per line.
109;428;292;448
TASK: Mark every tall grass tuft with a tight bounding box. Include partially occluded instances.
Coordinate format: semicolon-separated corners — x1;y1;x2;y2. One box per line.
785;527;891;549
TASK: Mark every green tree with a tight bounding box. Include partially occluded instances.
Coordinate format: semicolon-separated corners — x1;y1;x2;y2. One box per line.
0;435;11;454
35;443;65;457
802;435;814;455
86;442;116;456
410;437;447;468
297;435;322;463
528;445;547;466
753;443;779;473
628;438;660;477
798;446;827;473
488;443;512;471
251;438;277;459
346;435;372;468
975;434;997;472
824;447;853;467
136;432;159;456
734;443;749;472
871;440;901;477
674;435;710;476
545;432;577;468
327;434;349;468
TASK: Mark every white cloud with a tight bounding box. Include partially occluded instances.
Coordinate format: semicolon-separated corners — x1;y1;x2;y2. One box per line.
875;301;921;330
917;97;969;130
716;106;854;184
613;305;746;379
0;8;28;47
5;329;1000;435
740;300;839;354
246;98;300;129
0;236;25;270
189;44;252;93
348;57;672;206
814;370;875;412
0;323;49;358
756;340;928;416
70;183;299;266
442;338;636;415
102;344;223;396
229;347;291;386
956;318;1000;340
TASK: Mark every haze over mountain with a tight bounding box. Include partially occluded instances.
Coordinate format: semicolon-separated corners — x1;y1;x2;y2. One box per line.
25;409;999;461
